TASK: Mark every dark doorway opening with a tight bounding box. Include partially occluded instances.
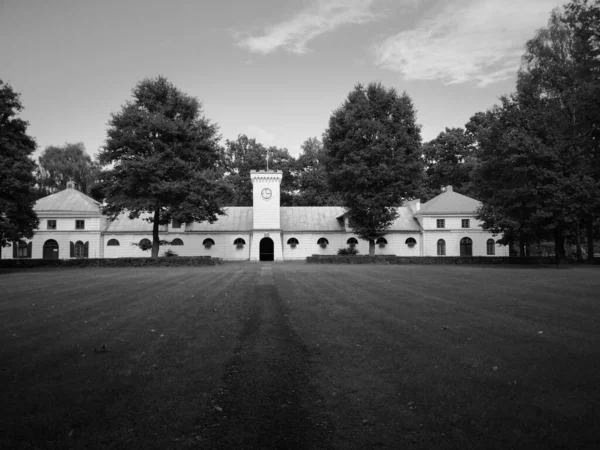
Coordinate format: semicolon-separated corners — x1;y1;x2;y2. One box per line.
460;237;473;256
259;237;274;261
43;239;59;259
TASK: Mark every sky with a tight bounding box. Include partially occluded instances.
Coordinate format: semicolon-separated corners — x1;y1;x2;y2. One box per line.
1;0;565;161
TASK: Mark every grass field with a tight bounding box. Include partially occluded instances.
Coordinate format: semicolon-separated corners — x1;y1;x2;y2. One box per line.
1;263;599;449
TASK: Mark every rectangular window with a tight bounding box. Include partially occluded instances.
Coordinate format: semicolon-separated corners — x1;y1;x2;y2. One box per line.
462;219;470;228
47;220;57;230
18;246;28;258
172;219;182;229
75;220;85;230
436;219;445;228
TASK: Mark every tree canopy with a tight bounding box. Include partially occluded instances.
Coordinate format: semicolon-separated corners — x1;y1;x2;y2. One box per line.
36;142;100;199
222;134;296;206
324;82;423;255
292;137;342;206
97;76;229;258
420;127;477;201
471;0;600;259
0;80;39;250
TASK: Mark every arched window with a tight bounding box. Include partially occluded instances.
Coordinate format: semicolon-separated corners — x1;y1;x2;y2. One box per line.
171;238;184;246
405;237;417;247
487;239;495;255
437;239;446;256
317;237;329;248
460;237;473;256
347;237;358;246
138;238;152;251
377;237;388;247
203;238;215;248
107;239;120;246
233;238;246;246
287;237;299;246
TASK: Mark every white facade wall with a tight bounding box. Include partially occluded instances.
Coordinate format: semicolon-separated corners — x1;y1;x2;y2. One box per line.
418;214;508;257
422;230;508;256
37;217;102;232
280;232;423;259
421;216;484;230
102;233;252;260
373;233;422;256
2;231;103;259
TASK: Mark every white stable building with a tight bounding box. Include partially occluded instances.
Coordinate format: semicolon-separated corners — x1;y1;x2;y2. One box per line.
3;170;508;261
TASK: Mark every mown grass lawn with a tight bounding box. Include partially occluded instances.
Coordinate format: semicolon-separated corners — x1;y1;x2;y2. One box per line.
1;263;599;449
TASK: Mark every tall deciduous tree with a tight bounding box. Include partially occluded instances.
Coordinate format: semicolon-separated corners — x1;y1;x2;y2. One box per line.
97;76;229;258
469;95;580;257
471;1;600;260
36;142;100;198
292;137;341;206
324;82;423;255
0;80;39;251
562;0;600;259
516;1;600;258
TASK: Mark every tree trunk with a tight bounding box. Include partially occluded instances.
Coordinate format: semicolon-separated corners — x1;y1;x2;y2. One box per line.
554;227;565;261
369;240;375;256
576;220;582;261
519;231;526;257
587;215;595;261
152;209;160;259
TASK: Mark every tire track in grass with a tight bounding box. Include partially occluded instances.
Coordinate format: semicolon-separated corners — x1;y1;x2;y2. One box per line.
196;264;333;449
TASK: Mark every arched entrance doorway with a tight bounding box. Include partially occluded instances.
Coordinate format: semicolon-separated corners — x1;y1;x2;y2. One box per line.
43;239;59;259
460;237;473;256
259;237;274;261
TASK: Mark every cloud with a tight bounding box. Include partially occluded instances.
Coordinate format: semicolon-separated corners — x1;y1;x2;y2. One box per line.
373;0;563;86
245;125;276;144
236;0;381;55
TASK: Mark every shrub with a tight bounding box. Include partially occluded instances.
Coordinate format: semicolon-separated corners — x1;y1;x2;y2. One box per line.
337;246;359;255
163;249;178;257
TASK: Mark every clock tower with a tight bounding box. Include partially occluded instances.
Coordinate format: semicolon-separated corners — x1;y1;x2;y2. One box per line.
250;170;283;261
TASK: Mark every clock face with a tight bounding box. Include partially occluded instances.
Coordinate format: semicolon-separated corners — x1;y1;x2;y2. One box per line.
261;188;272;199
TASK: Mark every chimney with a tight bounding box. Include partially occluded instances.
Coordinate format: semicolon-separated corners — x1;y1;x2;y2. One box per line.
445;185;453;193
66;181;77;190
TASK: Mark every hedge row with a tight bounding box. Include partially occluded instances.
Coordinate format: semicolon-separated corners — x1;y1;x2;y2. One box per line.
0;256;222;269
305;255;571;265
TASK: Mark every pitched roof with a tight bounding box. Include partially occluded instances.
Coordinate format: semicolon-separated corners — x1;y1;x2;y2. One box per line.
187;207;253;232
416;186;481;215
388;207;422;231
104;207;254;233
103;206;422;233
34;188;101;214
281;207;345;232
103;212;160;233
281;206;421;232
